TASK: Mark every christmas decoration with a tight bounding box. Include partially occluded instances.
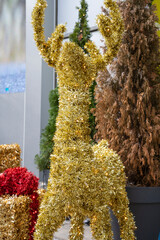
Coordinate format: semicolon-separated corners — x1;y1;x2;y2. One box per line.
0;144;21;173
0;167;40;240
69;0;96;142
32;0;136;239
0;195;31;240
37;188;46;203
152;0;160;36
35;88;59;170
94;0;160;186
35;0;96;172
150;0;154;5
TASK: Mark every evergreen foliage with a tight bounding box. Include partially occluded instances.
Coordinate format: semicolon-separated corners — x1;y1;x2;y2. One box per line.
150;0;154;5
34;88;59;170
94;0;160;186
69;0;91;53
69;0;96;143
89;80;97;143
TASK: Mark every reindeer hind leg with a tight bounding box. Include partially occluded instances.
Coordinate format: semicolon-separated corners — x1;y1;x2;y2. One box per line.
110;191;136;240
90;207;113;240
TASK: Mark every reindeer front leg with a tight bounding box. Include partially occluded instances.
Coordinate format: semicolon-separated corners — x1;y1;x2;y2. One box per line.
32;0;66;67
34;191;66;240
69;212;85;240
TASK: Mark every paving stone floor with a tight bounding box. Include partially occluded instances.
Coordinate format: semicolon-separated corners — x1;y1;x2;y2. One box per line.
54;220;92;240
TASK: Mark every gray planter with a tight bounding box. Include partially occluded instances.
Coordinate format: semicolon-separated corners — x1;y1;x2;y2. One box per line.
39;169;50;189
127;187;160;240
111;187;160;240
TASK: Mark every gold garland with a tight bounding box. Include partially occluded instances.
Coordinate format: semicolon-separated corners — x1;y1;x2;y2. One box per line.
37;188;46;203
153;0;160;36
0;195;31;240
0;144;21;173
32;0;136;239
85;0;124;71
31;0;66;68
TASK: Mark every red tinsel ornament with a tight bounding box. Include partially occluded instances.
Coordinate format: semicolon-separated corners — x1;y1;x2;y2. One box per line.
0;167;39;240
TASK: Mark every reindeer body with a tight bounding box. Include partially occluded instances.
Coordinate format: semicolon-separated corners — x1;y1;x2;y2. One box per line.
32;1;136;239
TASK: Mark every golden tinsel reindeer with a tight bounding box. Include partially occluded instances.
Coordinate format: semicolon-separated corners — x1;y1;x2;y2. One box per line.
32;0;136;239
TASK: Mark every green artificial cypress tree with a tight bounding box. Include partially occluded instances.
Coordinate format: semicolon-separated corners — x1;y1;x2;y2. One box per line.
89;80;97;143
34;88;59;170
69;0;91;52
70;0;96;143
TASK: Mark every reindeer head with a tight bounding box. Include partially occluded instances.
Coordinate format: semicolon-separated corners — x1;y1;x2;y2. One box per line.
32;0;124;89
56;42;96;89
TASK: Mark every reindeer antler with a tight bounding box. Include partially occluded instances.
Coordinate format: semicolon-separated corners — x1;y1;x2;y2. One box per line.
85;0;124;71
32;0;66;67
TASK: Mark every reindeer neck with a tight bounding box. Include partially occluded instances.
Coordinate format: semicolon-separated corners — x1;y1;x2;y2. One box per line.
54;85;91;146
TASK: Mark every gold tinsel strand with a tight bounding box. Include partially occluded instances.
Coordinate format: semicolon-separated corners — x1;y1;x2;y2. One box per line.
31;0;66;68
32;0;136;239
85;0;124;71
37;188;46;203
0;195;31;240
0;144;21;173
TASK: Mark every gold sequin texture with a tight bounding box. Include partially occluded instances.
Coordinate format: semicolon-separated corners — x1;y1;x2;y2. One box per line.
32;0;136;239
0;144;21;173
0;195;31;240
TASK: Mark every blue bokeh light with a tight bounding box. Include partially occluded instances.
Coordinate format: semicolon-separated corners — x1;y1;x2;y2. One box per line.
0;63;25;94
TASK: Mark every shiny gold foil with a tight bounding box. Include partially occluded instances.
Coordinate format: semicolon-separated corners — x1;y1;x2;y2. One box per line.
0;144;21;173
0;195;31;240
37;189;46;203
32;0;136;239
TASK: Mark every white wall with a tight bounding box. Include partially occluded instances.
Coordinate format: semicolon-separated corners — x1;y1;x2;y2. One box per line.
0;93;24;153
24;0;56;176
